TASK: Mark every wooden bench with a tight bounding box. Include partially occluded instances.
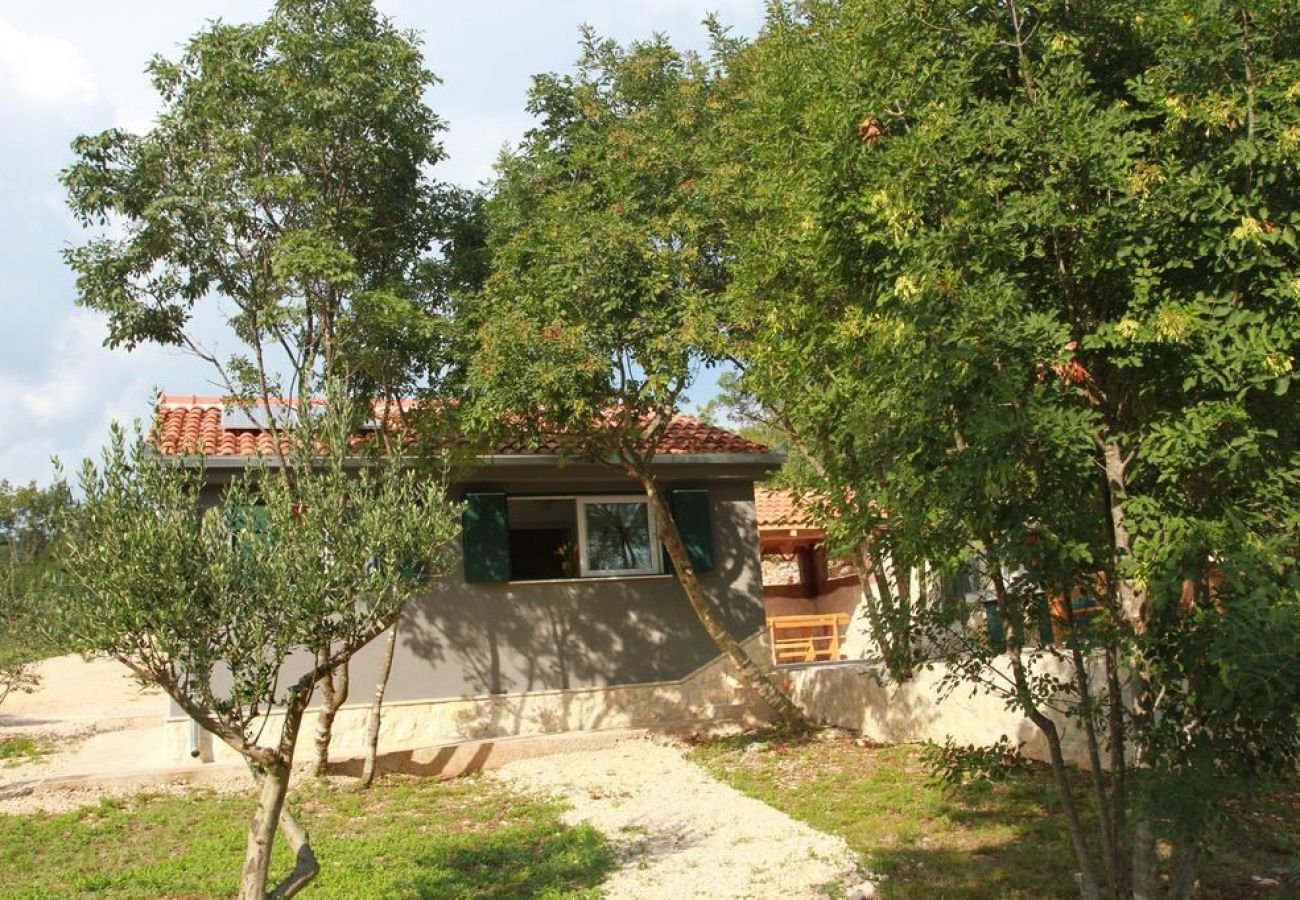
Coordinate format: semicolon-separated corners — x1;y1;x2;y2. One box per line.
768;613;850;664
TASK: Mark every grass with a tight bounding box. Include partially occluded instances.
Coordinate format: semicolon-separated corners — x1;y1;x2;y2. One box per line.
690;731;1300;899
0;775;614;898
0;734;54;767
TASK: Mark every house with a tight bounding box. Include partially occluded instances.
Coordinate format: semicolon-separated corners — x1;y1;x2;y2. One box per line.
755;488;863;664
153;395;785;765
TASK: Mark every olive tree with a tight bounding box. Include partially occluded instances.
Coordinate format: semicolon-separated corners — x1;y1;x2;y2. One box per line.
52;405;459;899
0;480;73;709
60;0;462;773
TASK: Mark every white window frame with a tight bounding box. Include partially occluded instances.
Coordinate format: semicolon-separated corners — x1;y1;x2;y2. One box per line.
575;494;661;577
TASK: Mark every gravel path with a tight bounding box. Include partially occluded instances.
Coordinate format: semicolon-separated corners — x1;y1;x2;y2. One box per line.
494;737;862;899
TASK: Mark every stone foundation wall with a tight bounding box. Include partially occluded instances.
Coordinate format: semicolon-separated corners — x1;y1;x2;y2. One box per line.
168;631;775;766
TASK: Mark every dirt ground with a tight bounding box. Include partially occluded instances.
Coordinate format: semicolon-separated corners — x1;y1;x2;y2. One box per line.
0;654;251;813
3;656;868;898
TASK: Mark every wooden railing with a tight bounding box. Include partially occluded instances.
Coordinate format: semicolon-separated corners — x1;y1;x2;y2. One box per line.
768;613;850;664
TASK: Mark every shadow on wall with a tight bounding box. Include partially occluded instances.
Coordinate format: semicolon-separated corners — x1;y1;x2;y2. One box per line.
786;654;1104;769
785;662;940;743
383;487;769;741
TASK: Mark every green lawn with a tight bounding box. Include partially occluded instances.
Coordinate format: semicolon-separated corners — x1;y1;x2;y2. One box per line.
0;775;613;899
690;732;1300;899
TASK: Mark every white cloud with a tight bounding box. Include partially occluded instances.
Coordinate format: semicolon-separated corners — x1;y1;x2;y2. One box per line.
0;18;98;108
0;309;210;485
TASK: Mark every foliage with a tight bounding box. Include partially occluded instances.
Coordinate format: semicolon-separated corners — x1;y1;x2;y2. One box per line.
54;416;455;740
464;26;806;728
0;735;55;767
466;26;735;452
59;0;458;405
0;480;74;705
715;0;1300;893
0;776;614;899
49;398;460;896
922;736;1031;789
58;0;480;801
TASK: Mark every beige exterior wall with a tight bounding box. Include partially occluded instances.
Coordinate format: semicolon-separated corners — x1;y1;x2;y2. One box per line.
782;653;1107;769
171;473;776;764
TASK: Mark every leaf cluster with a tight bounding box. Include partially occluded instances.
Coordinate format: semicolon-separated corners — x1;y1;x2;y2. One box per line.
50;404;460;742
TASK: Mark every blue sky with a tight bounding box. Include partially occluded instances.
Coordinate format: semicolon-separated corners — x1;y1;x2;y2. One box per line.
0;0;762;485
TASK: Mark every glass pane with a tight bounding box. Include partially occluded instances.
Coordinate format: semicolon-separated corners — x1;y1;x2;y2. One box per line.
584;501;653;573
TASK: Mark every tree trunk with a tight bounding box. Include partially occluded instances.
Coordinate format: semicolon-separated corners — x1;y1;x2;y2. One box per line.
1132;815;1159;900
1068;638;1118;896
240;758;292;900
856;546;895;663
362;618;401;788
1101;440;1148;630
1104;642;1130;897
312;656;349;777
640;477;808;731
240;689;317;899
989;565;1103;900
1101;437;1162;898
858;545;916;680
270;806;319;899
1171;833;1199;899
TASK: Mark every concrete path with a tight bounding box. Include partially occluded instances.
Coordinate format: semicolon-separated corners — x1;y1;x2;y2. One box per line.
494;738;863;899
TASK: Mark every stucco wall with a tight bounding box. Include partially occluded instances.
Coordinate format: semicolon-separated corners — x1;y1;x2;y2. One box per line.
782;653;1109;769
175;476;765;715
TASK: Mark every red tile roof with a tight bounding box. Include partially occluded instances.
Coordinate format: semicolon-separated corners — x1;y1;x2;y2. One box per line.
153;395;771;459
754;487;822;532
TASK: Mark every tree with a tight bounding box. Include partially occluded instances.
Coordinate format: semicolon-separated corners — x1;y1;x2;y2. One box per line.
717;1;1300;896
53;403;459;899
463;28;807;730
60;0;461;774
0;480;73;708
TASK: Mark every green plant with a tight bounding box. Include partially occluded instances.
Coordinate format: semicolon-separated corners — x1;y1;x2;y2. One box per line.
922;736;1031;789
52;397;459;898
0;735;54;767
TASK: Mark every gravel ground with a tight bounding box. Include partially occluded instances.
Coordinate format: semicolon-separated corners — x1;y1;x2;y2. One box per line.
494;737;864;899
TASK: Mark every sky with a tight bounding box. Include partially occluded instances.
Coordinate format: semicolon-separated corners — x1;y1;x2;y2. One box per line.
0;0;764;486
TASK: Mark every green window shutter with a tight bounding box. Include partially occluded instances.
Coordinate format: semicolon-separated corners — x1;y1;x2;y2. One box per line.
668;489;713;573
226;503;272;571
982;599;1006;652
226;502;272;551
226;503;270;534
462;492;510;583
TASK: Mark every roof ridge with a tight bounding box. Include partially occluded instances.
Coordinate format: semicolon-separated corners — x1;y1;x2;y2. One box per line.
154;392;771;457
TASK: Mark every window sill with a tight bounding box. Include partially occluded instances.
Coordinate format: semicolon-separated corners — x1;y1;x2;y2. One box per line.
506;573;674;586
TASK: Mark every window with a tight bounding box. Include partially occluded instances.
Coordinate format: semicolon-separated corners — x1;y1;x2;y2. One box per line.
463;489;708;584
507;497;579;580
577;496;660;577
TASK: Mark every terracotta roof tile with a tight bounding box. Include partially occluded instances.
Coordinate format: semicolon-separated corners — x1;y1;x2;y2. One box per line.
754;487;822;532
153;396;771;459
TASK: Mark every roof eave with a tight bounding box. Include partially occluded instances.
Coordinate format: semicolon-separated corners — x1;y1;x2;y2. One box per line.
162;450;786;469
